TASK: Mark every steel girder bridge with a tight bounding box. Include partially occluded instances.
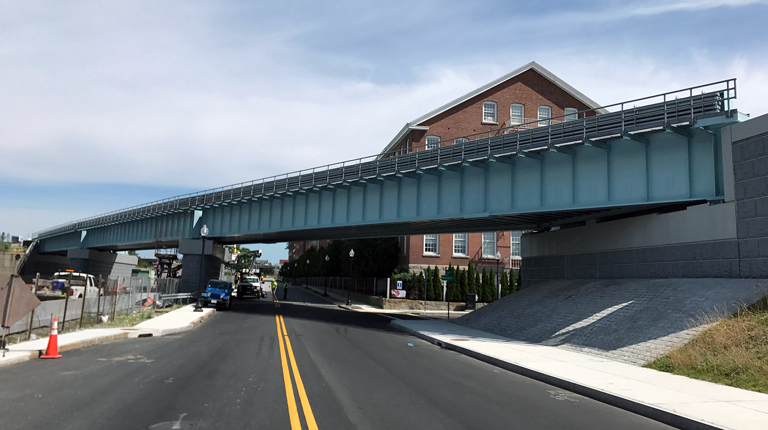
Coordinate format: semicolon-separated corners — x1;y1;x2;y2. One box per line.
34;79;741;253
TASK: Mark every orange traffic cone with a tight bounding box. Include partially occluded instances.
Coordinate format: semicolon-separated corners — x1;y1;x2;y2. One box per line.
40;317;63;359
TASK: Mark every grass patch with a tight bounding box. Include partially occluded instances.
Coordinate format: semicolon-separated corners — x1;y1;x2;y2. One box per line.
645;295;768;393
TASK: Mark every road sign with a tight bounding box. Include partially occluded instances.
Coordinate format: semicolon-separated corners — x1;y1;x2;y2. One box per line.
390;289;406;298
396;280;403;290
441;274;455;281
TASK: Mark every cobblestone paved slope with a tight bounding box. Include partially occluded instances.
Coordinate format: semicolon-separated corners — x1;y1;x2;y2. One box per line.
456;279;768;364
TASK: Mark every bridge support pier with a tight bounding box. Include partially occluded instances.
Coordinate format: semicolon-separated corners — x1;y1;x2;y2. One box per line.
21;248;137;283
179;239;225;294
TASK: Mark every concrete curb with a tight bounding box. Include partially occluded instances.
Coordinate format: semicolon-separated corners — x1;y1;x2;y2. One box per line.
0;351;39;368
0;332;130;369
130;308;217;337
392;321;723;430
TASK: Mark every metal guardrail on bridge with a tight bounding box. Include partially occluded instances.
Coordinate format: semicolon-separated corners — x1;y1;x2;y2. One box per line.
34;79;736;239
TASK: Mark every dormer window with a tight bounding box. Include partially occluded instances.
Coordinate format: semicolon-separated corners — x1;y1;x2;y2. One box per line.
482;102;497;124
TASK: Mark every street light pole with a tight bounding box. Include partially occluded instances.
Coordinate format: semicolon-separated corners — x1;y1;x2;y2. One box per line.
495;251;501;300
306;259;310;289
194;224;209;312
347;249;354;306
324;254;329;297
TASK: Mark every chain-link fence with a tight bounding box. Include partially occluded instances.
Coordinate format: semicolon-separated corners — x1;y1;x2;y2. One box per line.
7;275;182;338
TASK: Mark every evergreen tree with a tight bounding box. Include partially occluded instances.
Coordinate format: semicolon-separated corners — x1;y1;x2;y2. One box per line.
432;266;442;301
480;268;488;303
509;269;516;293
412;272;424;300
475;272;481;301
500;271;510;297
424;267;432;300
516;268;522;292
484;268;495;303
446;263;456;302
458;268;468;300
467;261;476;295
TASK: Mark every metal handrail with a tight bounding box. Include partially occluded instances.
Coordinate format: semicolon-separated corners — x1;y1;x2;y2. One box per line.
33;78;736;239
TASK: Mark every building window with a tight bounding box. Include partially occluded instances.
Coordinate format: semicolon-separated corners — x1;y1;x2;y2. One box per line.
453;233;468;256
538;106;551;126
482;232;497;257
424;234;439;255
454;137;469;145
426;136;440;150
510;104;524;125
564;108;578;122
510;231;522;258
482;101;497;123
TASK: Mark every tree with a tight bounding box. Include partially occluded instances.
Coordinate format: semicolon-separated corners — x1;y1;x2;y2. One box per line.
446;263;455;302
516;267;522;292
467;261;476;295
424;267;433;300
475;272;481;301
432;266;441;301
458;268;468;301
480;268;489;303
411;272;424;300
483;268;495;303
500;271;510;297
509;269;516;293
223;245;256;276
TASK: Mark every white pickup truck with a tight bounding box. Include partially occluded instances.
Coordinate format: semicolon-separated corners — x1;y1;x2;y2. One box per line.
52;271;102;298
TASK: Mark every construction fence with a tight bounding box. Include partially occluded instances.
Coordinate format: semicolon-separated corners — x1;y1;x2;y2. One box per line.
7;275;182;337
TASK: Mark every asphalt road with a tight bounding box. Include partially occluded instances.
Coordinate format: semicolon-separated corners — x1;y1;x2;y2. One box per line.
0;283;675;430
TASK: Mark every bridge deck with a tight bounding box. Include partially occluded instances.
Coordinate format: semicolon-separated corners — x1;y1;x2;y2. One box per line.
35;79;736;242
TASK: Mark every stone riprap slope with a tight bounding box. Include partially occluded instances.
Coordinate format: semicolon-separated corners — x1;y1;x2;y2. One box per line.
456;279;768;365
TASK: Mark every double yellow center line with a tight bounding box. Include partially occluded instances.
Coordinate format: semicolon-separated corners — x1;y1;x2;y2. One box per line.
275;313;317;430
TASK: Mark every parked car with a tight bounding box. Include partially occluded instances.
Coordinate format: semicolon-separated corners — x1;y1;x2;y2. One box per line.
52;271;102;298
199;279;233;310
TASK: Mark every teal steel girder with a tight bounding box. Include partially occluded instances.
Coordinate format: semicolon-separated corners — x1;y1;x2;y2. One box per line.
37;123;724;253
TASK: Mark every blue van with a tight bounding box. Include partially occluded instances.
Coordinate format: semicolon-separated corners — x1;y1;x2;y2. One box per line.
199;279;233;310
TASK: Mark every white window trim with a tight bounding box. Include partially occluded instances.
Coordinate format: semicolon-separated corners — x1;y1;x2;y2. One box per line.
510;231;522;258
452;233;468;256
423;234;439;255
454;137;469;145
482;101;498;124
564;108;578;122
538;106;551;127
482;232;497;258
425;135;440;150
510;104;524;125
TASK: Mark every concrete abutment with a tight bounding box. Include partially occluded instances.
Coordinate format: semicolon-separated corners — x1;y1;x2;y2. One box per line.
521;112;768;288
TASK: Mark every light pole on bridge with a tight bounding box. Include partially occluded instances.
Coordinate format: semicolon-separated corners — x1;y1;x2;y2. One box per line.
347;249;354;306
193;224;209;312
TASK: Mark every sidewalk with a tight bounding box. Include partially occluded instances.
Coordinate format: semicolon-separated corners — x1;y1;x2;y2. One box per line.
1;305;215;368
392;319;768;430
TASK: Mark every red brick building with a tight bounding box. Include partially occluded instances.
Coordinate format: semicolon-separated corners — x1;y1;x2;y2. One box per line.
289;61;604;276
384;61;606;275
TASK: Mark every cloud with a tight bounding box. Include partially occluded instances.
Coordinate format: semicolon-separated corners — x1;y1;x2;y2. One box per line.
1;0;767;240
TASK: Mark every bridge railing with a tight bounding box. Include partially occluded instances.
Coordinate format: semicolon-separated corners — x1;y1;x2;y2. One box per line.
33;79;736;239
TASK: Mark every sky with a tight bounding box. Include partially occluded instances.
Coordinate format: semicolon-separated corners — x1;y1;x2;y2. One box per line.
1;0;767;263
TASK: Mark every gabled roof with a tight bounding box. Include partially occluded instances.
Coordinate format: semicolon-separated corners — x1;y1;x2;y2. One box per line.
381;61;608;155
